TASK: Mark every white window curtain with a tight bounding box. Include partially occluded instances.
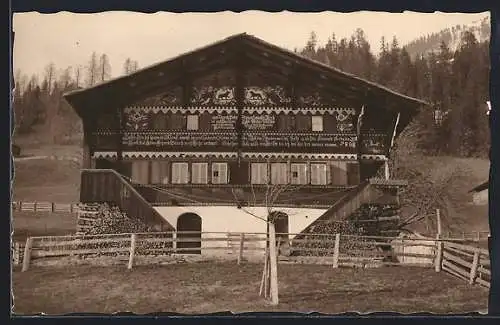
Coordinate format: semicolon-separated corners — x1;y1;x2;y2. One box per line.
191;163;208;184
251;163;269;184
310;163;328;185
271;163;289;184
290;163;308;185
171;162;189;184
212;163;229;184
131;161;149;184
187;115;199;131
311;116;323;132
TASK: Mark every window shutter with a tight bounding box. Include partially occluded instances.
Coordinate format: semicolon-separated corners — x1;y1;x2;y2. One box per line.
160;162;169;184
291;163;308;185
151;161;161;184
212;163;228;184
271;163;288;184
311;116;323;132
347;162;360;185
311;163;327;185
187;115;199;131
172;162;189;184
192;163;208;184
252;163;268;184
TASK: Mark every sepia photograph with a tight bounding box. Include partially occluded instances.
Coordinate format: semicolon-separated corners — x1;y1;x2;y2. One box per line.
11;10;492;315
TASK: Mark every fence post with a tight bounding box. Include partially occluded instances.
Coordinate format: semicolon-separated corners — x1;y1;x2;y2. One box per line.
51;202;55;212
13;242;20;265
476;232;480;242
469;249;480;285
172;231;177;253
333;233;341;268
434;237;443;272
34;201;38;212
268;223;279;305
70;203;74;213
237;233;245;265
127;233;137;270
21;237;33;272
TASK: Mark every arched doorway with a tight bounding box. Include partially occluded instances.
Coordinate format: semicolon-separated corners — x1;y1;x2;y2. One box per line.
176;213;202;254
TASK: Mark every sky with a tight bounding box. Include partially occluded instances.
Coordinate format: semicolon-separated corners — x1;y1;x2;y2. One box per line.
13;11;490;80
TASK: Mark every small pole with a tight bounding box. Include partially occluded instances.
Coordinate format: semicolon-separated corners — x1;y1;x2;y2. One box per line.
259;247;269;297
476;231;480;242
469;249;480;285
51;202;55;212
436;209;442;236
237;233;245;265
434;236;443;272
127;233;137;270
13;242;20;265
333;233;341;268
34;201;38;212
172;231;177;253
268;223;279;305
21;237;33;272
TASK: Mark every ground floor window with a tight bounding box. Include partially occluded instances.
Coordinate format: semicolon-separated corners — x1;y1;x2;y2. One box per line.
171;162;189;184
310;163;328;185
150;161;169;184
131;160;149;184
212;162;229;184
191;162;208;184
251;163;269;184
271;163;288;184
290;163;308;185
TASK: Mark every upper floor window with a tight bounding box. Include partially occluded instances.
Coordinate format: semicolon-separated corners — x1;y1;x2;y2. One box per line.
187;114;199;131
171;162;189;184
191;162;208;184
290;163;308;185
251;163;269;185
271;163;288;184
212;162;229;184
310;163;328;185
311;116;323;132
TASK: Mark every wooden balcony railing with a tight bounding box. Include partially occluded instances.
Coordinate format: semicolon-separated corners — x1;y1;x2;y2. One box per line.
80;169;174;230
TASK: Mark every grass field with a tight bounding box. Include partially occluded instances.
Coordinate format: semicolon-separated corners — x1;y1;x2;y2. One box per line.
12;262;488;315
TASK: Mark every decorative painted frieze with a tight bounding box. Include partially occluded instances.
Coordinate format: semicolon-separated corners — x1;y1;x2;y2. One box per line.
360;133;388;155
243;86;292;106
122;131;238;148
125;109;150;131
191;86;236;105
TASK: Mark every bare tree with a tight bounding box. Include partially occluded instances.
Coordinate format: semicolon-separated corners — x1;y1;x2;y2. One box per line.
123;58;140;75
74;65;82;88
85;52;99;87
99;53;112;82
230;182;300;305
58;66;73;91
43;63;56;94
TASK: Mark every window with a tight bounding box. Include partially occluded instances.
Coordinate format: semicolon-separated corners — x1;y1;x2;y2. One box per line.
310;163;328;185
290;163;308;185
311;116;323;132
131;161;149;184
330;161;348;185
295;114;312;131
191;162;208;184
187;114;199;131
171;162;189;184
212;163;228;184
271;163;288;184
251;163;269;184
150;161;169;184
153;113;168;130
168;113;186;130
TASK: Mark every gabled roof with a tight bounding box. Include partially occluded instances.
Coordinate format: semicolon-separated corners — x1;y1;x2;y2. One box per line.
64;33;429;120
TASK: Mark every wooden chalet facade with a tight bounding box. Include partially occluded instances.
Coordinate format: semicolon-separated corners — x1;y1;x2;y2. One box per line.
64;33;427;242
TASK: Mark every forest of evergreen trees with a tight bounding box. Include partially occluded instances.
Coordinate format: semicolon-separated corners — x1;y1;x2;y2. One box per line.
13;27;490;158
296;28;490;158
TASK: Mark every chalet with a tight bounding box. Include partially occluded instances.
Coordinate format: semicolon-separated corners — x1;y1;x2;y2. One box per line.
64;33;428;254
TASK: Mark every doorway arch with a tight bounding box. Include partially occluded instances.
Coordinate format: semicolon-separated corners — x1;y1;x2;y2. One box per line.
176;213;202;254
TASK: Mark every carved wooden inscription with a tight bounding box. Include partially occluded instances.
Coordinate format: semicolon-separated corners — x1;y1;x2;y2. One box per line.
122;132;238;149
242;115;276;130
210;114;238;130
242;133;357;152
360;133;388;154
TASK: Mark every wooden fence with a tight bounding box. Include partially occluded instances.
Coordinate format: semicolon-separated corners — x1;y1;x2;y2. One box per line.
12;231;447;270
436;240;491;288
11;201;79;213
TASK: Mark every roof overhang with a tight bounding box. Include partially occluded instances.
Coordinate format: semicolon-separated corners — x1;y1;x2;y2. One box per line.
64;33;429;128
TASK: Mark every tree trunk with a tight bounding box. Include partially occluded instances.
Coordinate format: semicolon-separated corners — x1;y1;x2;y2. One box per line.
268;222;279;305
